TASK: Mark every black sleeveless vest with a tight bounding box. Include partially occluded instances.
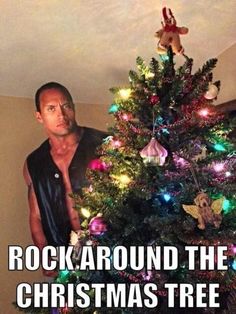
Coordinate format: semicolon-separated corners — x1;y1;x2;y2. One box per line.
27;127;106;247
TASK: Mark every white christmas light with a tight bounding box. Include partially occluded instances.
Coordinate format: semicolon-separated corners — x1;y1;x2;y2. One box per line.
119;88;131;99
198;108;209;117
81;207;91;218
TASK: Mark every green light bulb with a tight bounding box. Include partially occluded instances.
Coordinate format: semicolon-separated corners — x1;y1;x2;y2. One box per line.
214;143;226;152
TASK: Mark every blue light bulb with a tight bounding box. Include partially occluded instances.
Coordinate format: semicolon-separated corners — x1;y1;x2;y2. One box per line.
108;104;119;114
223;199;231;212
162;128;169;135
160;54;169;62
232;260;236;270
163;193;171;202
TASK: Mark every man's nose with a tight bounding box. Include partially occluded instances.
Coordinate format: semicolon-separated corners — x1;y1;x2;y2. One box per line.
57;105;66;116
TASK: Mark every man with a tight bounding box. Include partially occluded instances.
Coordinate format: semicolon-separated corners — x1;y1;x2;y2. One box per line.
23;82;106;276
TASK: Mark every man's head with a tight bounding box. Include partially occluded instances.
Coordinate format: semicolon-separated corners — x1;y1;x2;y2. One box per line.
35;82;73;112
34;82;77;137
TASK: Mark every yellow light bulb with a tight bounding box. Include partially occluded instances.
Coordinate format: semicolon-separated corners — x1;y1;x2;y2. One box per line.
119;88;131;99
111;174;132;188
119;174;131;185
145;72;154;78
81;207;91;218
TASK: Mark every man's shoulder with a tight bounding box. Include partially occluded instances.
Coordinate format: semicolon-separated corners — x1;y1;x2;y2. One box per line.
26;139;49;164
82;126;108;143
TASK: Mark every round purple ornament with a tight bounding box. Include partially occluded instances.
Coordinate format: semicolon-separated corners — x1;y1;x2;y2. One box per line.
89;216;107;236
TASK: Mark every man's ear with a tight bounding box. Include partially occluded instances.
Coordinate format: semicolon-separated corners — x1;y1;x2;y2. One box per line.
35;111;43;124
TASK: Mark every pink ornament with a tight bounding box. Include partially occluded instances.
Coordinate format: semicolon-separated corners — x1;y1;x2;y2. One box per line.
89;216;107;236
213;162;225;172
140;137;168;166
88;159;109;172
141;270;152;281
149;95;160;106
121;113;133;121
230;244;236;255
111;139;122;149
173;154;189;168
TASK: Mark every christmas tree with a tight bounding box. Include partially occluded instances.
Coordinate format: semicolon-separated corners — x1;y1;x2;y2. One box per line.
64;8;236;314
65;52;236;312
17;7;236;314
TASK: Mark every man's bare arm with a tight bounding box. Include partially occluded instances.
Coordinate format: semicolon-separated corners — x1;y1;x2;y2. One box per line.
23;160;58;277
23;160;48;250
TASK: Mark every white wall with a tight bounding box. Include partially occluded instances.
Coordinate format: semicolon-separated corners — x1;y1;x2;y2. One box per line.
214;43;236;105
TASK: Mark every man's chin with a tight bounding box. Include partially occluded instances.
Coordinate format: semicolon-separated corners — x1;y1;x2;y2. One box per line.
47;123;77;137
52;128;74;137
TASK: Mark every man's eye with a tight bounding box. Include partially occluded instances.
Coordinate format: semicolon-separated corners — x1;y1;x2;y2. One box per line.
63;103;73;110
48;106;55;112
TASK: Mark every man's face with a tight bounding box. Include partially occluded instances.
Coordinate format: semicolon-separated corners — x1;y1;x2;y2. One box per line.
35;88;77;137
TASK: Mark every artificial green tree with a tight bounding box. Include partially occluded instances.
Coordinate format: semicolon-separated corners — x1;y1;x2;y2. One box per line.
66;48;236;313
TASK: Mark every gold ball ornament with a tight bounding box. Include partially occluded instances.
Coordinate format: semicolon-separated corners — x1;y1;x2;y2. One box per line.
204;84;219;100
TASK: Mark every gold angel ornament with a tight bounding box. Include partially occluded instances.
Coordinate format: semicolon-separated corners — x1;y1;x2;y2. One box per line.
182;192;224;230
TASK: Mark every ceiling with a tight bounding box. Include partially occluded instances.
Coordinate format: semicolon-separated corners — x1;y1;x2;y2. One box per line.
0;0;235;105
